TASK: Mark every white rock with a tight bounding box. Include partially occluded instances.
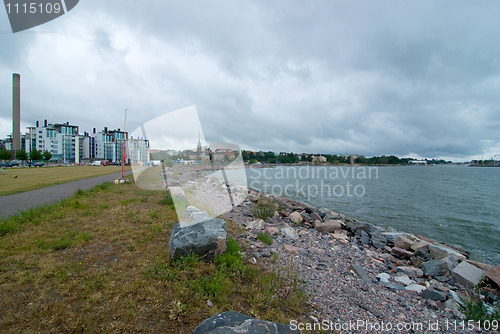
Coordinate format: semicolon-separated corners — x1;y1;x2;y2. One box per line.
246;219;264;230
280;226;298;240
376;273;391;283
394;275;414;286
405;284;426;293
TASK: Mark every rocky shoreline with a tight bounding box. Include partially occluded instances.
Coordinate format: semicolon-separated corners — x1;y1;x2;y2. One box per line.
219;189;499;333
165;166;499;333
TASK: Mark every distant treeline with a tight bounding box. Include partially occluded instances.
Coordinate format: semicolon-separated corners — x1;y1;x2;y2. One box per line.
241;151;451;165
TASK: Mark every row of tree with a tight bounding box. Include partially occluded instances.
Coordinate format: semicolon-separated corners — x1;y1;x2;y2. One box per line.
241;151;451;165
0;148;52;161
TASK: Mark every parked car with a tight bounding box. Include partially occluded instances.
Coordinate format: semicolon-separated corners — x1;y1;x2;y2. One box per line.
91;160;102;166
26;161;45;167
7;160;20;167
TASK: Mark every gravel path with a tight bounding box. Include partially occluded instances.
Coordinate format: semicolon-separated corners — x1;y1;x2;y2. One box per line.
0;171;132;219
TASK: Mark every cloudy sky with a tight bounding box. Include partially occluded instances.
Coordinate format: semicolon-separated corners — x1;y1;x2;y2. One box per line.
1;1;499;161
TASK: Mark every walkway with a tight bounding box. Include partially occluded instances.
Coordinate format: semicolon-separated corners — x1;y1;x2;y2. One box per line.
0;171;132;219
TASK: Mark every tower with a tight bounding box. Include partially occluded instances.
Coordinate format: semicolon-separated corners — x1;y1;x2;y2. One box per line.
12;73;21;151
196;131;202;154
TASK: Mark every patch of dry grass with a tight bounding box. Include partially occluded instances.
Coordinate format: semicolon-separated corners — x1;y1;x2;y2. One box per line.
0;165;131;196
0;179;311;333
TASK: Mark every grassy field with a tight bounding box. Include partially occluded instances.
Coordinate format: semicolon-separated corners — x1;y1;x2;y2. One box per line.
0;165;131;196
0;179;311;333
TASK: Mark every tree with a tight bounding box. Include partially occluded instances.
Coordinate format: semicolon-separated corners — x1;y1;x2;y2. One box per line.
15;150;28;161
0;148;12;160
42;150;52;161
29;149;43;161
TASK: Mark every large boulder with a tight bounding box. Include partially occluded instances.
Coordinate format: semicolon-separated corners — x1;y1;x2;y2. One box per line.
452;261;485;288
315;220;342;233
169;218;227;262
485;265;500;288
421;259;448;277
370;230;387;249
428;244;466;261
193;311;299;334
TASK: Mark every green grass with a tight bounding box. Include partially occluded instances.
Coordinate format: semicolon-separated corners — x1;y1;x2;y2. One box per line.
0;178;312;333
257;231;274;245
0;165;130;196
463;286;500;322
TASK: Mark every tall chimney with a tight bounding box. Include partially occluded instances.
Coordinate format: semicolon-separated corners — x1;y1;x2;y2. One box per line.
12;73;21;151
36;121;39;127
44;119;47;127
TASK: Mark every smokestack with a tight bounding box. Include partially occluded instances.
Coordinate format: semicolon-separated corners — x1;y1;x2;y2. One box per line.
36;121;39;127
93;128;96;134
44;119;47;127
12;73;20;151
104;127;108;133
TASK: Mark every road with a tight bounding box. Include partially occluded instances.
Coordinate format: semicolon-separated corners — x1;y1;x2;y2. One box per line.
0;171;132;219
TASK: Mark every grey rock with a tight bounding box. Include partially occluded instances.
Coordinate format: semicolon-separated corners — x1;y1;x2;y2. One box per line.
421;259;448;277
349;264;373;285
280;227;298;240
169;218;227;262
301;212;313;222
452;261;485;288
429;244;466;261
442;256;459;271
193;311;299;334
397;266;424;278
356;230;370;245
449;290;465;307
413;248;431;261
444;299;460;311
370;230;387;249
378;281;405;291
405;284;427;293
382;232;409;246
422;288;447;301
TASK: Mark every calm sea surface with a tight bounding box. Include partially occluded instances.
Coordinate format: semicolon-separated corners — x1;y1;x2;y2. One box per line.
233;165;500;264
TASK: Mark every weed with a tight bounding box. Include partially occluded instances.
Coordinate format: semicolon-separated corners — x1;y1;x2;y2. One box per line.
159;192;174;206
257;231;273;245
168;300;187;321
174;252;199;269
251;197;276;220
121;198;137;205
271;252;279;263
75;188;85;196
0;220;18;236
149;210;159;219
216;237;244;274
463;286;500;322
76;231;93;242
